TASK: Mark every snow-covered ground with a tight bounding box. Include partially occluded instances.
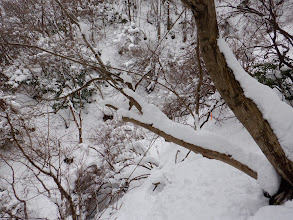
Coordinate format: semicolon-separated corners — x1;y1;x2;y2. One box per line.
99;117;293;220
1;1;293;219
2;89;293;219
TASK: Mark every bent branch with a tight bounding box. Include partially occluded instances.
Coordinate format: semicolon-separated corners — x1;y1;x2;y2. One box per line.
122;116;257;179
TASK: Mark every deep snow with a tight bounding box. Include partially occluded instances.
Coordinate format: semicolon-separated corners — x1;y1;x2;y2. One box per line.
102;141;293;220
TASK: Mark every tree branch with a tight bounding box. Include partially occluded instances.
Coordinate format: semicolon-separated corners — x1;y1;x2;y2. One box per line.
122;116;257;179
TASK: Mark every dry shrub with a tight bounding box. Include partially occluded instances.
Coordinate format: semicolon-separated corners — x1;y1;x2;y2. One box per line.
75;118;156;218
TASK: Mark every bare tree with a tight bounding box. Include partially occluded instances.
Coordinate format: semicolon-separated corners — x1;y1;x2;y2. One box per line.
2;0;293;210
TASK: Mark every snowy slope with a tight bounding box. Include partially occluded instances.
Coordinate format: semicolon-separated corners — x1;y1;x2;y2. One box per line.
101;122;293;220
1;1;293;219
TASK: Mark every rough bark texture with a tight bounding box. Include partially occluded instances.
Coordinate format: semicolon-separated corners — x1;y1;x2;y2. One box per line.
182;0;293;187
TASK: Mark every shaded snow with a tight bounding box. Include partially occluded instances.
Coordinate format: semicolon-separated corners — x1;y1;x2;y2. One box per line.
248;200;293;220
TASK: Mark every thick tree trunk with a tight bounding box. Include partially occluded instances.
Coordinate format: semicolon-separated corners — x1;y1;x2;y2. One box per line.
181;0;293;187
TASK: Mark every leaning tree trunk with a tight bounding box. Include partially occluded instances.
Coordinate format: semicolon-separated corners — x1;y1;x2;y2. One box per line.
181;0;293;190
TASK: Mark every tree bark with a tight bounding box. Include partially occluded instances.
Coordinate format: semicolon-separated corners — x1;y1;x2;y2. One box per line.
195;33;203;116
182;0;293;187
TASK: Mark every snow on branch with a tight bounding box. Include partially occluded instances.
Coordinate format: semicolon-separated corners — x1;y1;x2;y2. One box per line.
106;88;280;194
218;38;293;163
